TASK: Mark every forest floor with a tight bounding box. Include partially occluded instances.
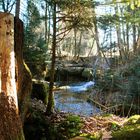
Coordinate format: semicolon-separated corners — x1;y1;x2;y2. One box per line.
80;114;126;139
46;110;140;140
25;85;140;140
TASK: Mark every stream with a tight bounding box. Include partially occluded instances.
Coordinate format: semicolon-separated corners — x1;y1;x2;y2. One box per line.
54;81;100;116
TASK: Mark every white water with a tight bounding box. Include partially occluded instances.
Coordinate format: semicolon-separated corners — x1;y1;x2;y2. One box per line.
55;81;100;116
68;81;95;92
59;81;95;93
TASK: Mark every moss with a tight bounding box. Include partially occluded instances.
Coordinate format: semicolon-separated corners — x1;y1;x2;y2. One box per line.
23;61;32;77
112;115;140;140
17;61;32;123
57;115;83;139
112;124;140;140
15;130;25;140
24;109;47;140
82;68;93;80
80;133;102;140
31;81;48;104
108;121;121;131
124;115;140;125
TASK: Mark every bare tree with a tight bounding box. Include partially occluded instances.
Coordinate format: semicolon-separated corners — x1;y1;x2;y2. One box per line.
15;0;20;17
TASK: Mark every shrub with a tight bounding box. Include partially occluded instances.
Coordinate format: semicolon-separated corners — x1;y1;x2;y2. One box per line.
24;109;47;140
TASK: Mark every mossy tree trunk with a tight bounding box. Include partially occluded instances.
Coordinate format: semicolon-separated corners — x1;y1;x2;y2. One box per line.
14;17;32;124
0;12;25;140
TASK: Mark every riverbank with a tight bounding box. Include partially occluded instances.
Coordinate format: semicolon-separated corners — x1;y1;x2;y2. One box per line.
24;98;140;140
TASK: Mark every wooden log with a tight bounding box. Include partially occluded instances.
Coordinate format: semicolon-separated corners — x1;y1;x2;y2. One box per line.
0;12;25;140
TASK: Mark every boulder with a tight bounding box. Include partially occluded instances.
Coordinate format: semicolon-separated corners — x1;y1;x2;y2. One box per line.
58;67;83;76
82;68;93;79
31;79;49;104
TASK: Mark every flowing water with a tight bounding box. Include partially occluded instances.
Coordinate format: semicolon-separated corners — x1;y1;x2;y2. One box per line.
55;81;100;116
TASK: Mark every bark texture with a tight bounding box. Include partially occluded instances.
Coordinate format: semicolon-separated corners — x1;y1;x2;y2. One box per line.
14;17;32;123
0;12;25;140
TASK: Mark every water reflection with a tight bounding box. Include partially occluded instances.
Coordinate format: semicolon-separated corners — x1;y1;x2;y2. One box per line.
55;81;100;116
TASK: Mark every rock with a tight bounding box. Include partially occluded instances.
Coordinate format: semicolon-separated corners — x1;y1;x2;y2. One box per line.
82;68;93;79
31;79;49;104
30;98;47;112
58;67;83;76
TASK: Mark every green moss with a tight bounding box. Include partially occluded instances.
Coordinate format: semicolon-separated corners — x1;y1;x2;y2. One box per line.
15;130;25;140
82;68;93;79
112;124;140;140
23;61;32;77
58;115;83;139
80;133;102;140
108;121;121;131
31;82;48;104
112;115;140;140
124;115;140;125
24;109;47;140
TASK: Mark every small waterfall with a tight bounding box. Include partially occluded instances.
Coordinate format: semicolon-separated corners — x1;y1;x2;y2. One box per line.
59;81;95;93
68;81;95;92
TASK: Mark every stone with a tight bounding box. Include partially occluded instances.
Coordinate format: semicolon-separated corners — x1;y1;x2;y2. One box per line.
82;68;93;79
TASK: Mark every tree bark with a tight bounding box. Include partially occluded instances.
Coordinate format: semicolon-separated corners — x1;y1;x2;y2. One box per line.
14;17;32;123
15;0;21;18
0;12;25;140
133;24;137;53
93;12;110;67
126;23;129;52
77;31;82;58
115;5;125;63
45;0;48;43
74;28;77;58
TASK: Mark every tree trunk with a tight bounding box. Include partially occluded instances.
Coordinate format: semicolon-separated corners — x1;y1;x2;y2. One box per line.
133;24;137;53
45;0;48;44
15;0;21;18
0;12;25;140
47;5;51;47
77;31;82;58
93;13;110;67
74;28;77;58
126;23;129;52
14;17;32;123
46;3;56;115
115;5;124;63
132;1;137;53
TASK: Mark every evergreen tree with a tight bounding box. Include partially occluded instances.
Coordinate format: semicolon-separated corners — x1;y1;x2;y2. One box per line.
24;0;48;77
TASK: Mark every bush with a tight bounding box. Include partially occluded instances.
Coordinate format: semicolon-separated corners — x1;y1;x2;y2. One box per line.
24;109;47;140
95;69;122;92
